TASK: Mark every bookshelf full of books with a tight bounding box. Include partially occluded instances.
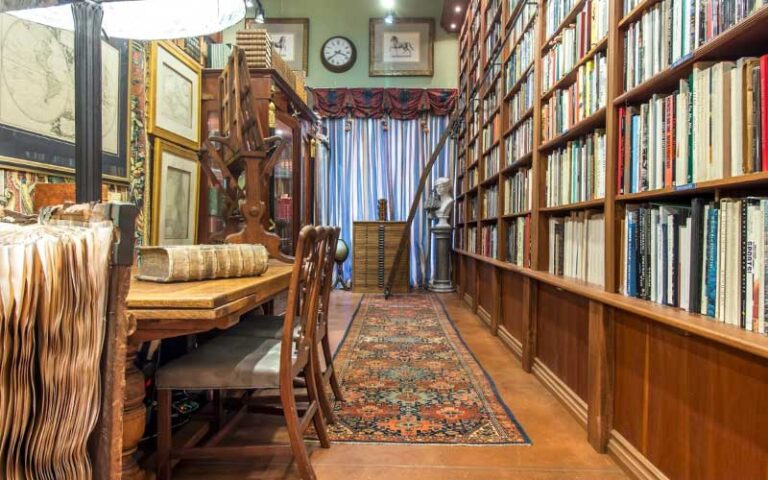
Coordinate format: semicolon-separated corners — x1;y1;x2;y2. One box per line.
453;0;768;476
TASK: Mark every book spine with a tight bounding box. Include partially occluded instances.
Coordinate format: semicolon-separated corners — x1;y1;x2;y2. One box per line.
761;55;768;171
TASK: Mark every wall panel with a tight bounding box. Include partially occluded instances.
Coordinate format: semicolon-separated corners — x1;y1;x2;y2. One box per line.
501;270;524;341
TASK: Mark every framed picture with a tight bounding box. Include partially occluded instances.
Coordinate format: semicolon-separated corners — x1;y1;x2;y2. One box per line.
148;41;202;150
250;18;309;74
0;13;130;182
369;18;434;77
151;139;200;246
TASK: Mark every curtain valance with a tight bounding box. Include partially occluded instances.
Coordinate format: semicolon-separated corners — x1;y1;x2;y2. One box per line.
311;88;457;119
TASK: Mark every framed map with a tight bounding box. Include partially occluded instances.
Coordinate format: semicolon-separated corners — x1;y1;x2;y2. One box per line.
148;41;201;150
0;13;129;181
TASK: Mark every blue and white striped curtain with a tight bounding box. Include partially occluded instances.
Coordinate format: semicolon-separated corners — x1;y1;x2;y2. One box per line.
316;115;453;287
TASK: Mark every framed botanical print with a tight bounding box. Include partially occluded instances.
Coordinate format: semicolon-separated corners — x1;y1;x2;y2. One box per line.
369;18;434;77
0;13;129;181
148;41;202;150
252;18;310;74
151;139;200;246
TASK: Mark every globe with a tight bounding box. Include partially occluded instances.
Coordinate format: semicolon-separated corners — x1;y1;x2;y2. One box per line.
335;238;349;263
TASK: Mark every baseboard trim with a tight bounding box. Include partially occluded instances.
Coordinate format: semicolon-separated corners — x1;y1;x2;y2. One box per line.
463;293;473;308
477;306;492;327
532;359;588;428
497;326;523;359
607;431;669;480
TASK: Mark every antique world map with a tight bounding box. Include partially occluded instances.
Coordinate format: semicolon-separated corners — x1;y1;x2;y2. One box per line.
0;13;120;154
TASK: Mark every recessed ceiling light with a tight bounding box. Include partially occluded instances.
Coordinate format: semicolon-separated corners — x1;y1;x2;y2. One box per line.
450;23;457;29
454;5;462;12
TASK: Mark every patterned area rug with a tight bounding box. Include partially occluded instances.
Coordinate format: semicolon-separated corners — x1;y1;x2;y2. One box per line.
327;294;530;445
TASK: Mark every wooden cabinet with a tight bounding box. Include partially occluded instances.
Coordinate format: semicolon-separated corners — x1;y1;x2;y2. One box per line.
352;221;410;294
198;68;319;253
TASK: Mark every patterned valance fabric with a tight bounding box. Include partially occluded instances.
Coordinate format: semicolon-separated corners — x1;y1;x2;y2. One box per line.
311;88;457;119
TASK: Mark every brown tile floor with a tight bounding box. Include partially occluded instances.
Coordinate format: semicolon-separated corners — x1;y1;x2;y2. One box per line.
173;292;628;479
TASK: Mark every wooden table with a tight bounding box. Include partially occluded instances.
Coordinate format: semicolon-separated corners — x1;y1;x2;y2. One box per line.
120;260;293;479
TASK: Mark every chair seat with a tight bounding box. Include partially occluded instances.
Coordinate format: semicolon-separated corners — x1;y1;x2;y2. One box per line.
225;314;286;338
156;335;286;390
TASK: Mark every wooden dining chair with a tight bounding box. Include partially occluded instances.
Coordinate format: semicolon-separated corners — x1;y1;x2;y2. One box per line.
155;226;331;480
225;226;344;424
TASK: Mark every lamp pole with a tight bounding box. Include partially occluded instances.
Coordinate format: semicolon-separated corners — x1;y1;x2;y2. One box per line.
72;0;103;203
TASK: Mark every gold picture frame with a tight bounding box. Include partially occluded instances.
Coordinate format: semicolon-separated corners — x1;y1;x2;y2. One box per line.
369;17;434;77
151;138;200;246
148;41;203;151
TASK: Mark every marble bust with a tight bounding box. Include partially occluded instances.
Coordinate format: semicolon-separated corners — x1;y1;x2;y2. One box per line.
429;177;454;228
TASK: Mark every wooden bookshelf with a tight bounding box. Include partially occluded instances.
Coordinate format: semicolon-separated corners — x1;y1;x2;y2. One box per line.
453;0;768;478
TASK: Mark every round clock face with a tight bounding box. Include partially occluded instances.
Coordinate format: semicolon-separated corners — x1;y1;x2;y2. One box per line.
321;36;356;73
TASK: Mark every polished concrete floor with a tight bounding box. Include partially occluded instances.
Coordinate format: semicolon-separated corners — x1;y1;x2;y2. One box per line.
173;292;628;479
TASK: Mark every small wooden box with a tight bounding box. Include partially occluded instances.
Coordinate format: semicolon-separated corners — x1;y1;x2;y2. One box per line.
352;221;409;294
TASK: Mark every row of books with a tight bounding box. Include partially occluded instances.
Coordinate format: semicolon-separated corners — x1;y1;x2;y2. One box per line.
548;212;605;286
481;225;499;257
622;0;764;91
483;80;501;124
456;226;465;250
508;69;535;126
483;117;499;151
486;15;502;56
505;28;536;93
546;0;581;39
621;198;768;334
545;130;607;207
542;0;609;92
469;197;478;222
508;3;538;47
508;216;532;267
617;57;768;194
505;117;534;165
468;167;479;189
541;52;607;141
484;146;501;179
504;168;532;214
456;198;465;224
468;226;478;254
487;0;501;26
483;186;499;218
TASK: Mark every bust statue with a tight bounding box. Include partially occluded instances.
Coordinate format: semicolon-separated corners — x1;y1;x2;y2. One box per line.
427;177;454;228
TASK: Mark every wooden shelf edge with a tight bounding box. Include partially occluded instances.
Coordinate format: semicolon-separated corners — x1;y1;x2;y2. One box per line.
539;107;607;152
500;153;533;174
502;210;532;219
540;198;606;213
616;172;768;201
452;249;768;359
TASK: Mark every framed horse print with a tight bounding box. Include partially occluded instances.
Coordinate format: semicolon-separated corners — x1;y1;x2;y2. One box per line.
369;18;434;77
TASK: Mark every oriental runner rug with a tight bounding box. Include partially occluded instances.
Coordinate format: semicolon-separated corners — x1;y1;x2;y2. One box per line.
326;294;530;445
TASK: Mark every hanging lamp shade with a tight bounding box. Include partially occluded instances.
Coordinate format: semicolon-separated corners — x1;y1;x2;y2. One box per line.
9;0;246;40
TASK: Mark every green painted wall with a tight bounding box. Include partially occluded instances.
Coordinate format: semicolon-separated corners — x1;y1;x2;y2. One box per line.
223;0;458;88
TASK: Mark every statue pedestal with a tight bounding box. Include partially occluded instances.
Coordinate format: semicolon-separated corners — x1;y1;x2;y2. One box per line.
428;224;455;293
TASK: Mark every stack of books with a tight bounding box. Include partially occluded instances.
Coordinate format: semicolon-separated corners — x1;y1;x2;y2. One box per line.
484;186;499;218
623;0;764;91
618;57;768;193
481;224;498;257
621;198;768;335
507;216;532;266
235;29;273;68
208;43;233;69
549;211;605;285
545;130;606;207
542;0;609;91
505;168;532;214
541;52;607;141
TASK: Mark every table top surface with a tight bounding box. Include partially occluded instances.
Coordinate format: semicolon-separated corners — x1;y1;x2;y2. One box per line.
126;260;293;310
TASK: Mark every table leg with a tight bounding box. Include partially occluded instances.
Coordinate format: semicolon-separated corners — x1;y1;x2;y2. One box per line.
122;341;150;479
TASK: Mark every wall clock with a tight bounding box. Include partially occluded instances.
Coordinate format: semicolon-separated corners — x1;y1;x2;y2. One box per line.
321;36;357;73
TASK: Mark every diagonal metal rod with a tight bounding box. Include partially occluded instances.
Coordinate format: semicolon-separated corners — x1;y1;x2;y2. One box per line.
384;112;459;299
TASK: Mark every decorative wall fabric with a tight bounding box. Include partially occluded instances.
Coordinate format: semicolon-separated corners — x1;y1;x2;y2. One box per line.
316;115;453;287
312;88;457;119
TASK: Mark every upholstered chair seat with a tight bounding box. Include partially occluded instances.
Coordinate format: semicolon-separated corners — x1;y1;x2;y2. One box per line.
156;335;294;390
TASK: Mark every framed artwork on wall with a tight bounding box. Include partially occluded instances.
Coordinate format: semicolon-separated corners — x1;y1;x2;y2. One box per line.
148;41;202;151
247;18;310;74
0;13;130;181
369;17;434;77
151;138;200;246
